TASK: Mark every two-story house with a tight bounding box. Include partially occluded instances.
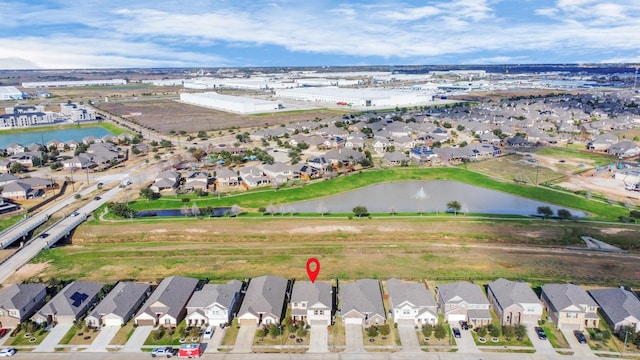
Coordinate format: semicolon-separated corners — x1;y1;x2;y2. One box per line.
186;280;243;327
540;284;600;331
436;282;491;327
290;281;332;326
0;283;47;328
387;278;438;326
487;278;542;326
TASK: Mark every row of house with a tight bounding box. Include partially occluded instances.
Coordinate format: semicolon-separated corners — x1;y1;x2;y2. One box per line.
0;174;56;201
2;277;639;335
3;132;133;156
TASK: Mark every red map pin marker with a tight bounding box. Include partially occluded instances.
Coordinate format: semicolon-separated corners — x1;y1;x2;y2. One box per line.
306;258;320;283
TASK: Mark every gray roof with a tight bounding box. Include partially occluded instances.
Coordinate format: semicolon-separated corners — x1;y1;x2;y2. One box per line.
589;288;640;325
187;280;242;310
541;284;597;311
341;279;385;318
89;282;151;320
387;278;436;308
136;276;199;320
37;281;103;318
488;278;540;310
238;275;288;319
437;282;489;305
291;281;332;308
0;283;46;311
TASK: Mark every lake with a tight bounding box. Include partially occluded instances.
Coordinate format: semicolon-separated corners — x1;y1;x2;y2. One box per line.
288;180;586;217
0;126;113;148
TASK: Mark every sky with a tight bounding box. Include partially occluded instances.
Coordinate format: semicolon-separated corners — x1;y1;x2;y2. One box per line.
1;0;640;69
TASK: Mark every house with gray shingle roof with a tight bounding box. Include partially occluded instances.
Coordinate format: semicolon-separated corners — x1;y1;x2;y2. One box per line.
436;282;491;327
588;287;640;334
85;282;151;327
32;281;103;325
238;275;289;326
186;280;243;327
387;278;437;326
487;278;542;326
540;284;600;331
150;170;181;193
290;281;333;326
0;283;47;328
134;276;199;327
340;279;385;327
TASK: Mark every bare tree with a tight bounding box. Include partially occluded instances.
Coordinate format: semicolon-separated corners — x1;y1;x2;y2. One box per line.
389;206;397;216
180;205;191;217
191;203;200;217
317;203;328;217
230;204;241;217
266;203;276;217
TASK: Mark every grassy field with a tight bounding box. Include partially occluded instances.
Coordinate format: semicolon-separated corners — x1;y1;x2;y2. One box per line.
533;147;616;165
123;168;630;221
23;217;640;286
465;154;565;184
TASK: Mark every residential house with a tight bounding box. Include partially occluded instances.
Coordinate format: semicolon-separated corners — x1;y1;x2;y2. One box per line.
589;287;640;334
10;152;42;168
32;281;103;325
237;275;289;326
486;278;542;326
150;170;181;193
607;141;640;158
184;171;209;191
0;283;47;328
214;168;241;187
239;166;270;188
436;282;492;327
1;181;43;200
260;163;298;183
5;143;25;155
409;146;437;163
85;282;151;327
384;152;408;166
185;280;243;327
63;153;95;170
340;279;386;327
0;174;18;187
540;284;600;331
290;281;333;326
134;276;199;327
387;278;438;326
0;159;11;173
324;148;365;167
587;133;618;151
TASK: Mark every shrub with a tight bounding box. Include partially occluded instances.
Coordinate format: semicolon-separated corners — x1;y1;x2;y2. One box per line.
434;324;447;339
422;324;433;337
378;325;391;336
152;328;165;341
477;327;487;338
367;326;379;337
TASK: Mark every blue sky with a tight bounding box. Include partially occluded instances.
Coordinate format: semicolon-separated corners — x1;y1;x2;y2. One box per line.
1;0;639;69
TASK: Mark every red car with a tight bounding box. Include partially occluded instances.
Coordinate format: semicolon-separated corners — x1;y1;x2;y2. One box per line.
0;328;8;337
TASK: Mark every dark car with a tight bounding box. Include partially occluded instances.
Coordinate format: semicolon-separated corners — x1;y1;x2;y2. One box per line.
39;233;49;238
94;196;101;201
459;321;469;330
0;328;7;337
535;327;547;340
452;327;461;338
574;330;587;344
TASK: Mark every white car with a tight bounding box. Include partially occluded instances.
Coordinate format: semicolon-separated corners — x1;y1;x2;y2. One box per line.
0;348;16;357
203;326;213;340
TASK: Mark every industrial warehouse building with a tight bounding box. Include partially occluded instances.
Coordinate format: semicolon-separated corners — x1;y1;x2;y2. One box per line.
275;87;434;108
21;79;127;88
0;87;23;101
180;92;283;114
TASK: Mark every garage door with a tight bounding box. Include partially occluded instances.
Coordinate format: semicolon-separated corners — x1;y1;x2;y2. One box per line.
104;318;123;327
446;314;466;323
344;317;363;325
239;318;257;327
397;318;415;326
136;319;155;326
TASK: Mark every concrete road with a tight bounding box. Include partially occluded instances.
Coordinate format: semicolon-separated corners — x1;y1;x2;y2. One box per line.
121;325;152;353
33;323;73;352
345;324;364;352
85;325;120;352
232;325;256;353
396;324;420;352
308;324;328;353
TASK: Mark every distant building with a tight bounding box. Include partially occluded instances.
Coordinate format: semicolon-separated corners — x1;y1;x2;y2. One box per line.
0;86;23;101
22;79;127;88
180;92;282;114
60;102;96;122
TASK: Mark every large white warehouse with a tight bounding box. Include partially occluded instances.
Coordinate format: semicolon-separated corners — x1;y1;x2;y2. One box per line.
180;92;282;114
21;79;127;88
275;87;434;108
0;86;23;101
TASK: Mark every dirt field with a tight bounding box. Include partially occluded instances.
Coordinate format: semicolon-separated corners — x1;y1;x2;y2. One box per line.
17;218;640;286
95;99;341;134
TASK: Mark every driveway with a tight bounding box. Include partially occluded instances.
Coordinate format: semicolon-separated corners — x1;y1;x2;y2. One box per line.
561;329;596;358
204;326;226;353
308;323;329;353
121;325;152;352
85;325;120;352
397;324;420;352
345;323;364;352
454;327;479;353
232;324;256;353
33;323;74;352
526;325;555;355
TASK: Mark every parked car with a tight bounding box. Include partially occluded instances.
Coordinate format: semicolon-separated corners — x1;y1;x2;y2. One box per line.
203;326;213;340
459;321;469;330
151;347;177;358
535;327;547;340
574;330;587;344
0;348;15;357
0;328;7;337
452;327;461;338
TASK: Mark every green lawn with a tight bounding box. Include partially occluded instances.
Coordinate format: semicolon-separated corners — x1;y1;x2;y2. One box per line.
220;318;240;347
534;147;615;164
144;321;201;346
0;215;23;232
124;168;630;221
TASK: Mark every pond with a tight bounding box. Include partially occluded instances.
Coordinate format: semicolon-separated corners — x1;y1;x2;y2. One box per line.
288;180;586;217
136;207;232;218
0;126;113;148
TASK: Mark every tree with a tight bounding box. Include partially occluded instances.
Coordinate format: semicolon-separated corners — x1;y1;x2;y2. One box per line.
477;327;487;338
139;187;157;201
488;323;501;338
269;324;279;338
367;326;378;337
191;203;201;217
446;200;461;215
557;209;572;220
503;325;515;340
230;204;241;217
515;324;527;340
422;324;433;337
378;325;390;336
434;324;447;340
352;205;369;218
537;206;553;220
9;162;24;174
